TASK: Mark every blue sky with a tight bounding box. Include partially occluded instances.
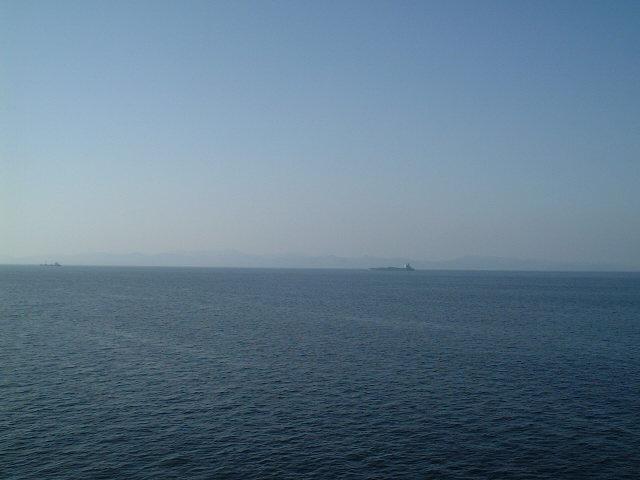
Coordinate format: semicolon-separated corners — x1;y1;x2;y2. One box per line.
2;1;639;266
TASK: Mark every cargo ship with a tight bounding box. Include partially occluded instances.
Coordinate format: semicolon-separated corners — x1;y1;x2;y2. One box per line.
369;263;415;271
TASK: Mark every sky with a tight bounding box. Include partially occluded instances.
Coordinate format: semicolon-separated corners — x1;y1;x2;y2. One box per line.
2;0;639;266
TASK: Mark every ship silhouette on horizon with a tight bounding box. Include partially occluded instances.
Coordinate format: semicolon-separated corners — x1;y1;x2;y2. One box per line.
369;263;415;271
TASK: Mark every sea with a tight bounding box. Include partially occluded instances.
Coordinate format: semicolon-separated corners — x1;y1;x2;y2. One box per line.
1;266;639;479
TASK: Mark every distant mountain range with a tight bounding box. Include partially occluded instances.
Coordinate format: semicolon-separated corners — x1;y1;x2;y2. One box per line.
0;251;634;271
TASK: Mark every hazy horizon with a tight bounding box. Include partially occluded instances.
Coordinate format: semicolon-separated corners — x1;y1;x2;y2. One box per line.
2;249;638;272
3;1;639;268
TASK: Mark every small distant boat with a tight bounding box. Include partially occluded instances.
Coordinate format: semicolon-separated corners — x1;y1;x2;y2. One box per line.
40;262;62;267
370;263;415;271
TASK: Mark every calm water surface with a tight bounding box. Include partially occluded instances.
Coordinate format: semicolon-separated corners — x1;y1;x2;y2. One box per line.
1;266;639;479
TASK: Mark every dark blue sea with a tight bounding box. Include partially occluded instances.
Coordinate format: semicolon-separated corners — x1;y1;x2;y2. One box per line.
2;266;639;479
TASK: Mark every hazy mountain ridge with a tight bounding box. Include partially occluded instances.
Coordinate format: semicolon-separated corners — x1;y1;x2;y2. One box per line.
0;251;633;271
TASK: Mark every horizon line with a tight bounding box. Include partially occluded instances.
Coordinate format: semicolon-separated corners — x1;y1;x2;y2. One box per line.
2;262;639;274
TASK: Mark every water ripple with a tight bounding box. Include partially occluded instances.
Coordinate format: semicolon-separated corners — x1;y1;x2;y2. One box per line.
1;267;639;479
